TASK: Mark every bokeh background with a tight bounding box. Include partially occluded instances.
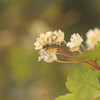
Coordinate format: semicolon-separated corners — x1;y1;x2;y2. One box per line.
0;0;100;100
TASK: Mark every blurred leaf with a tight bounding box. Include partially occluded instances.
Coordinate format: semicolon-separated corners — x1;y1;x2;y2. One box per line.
55;64;100;100
8;46;33;86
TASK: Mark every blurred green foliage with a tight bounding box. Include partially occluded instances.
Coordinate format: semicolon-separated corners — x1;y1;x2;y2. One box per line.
0;0;100;100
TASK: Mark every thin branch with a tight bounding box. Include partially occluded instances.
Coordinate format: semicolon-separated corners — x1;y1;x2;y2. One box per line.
81;44;86;51
92;94;100;100
82;61;96;68
90;58;100;70
72;52;76;56
78;50;82;54
55;60;80;63
63;40;67;45
58;48;73;58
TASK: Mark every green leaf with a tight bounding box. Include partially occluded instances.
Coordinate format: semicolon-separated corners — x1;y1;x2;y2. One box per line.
69;42;100;62
55;64;100;100
55;94;74;100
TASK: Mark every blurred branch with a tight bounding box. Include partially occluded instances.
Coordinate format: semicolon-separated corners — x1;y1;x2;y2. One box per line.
54;10;80;28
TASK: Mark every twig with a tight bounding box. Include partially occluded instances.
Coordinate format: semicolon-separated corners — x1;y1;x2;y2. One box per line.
56;60;80;63
92;94;100;100
58;48;72;58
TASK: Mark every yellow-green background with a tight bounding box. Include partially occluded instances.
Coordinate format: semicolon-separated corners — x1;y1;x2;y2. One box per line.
0;0;100;100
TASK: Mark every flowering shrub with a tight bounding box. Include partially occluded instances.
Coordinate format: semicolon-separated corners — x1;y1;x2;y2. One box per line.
34;28;100;100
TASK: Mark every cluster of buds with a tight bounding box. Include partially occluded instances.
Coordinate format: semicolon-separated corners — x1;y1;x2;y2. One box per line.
34;28;100;70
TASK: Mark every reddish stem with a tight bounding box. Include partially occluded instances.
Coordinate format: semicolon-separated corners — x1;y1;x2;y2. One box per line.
57;48;100;70
83;60;100;70
94;61;100;70
82;61;96;68
58;48;73;58
90;58;100;70
72;52;76;56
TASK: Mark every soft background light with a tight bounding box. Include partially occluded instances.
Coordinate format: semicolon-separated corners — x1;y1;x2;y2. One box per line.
0;0;100;100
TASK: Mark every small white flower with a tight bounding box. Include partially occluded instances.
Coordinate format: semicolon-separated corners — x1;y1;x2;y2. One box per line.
40;33;45;38
67;33;83;51
46;31;52;37
44;53;57;63
53;30;64;42
34;38;44;50
86;28;100;50
38;49;57;63
93;28;100;41
40;33;48;42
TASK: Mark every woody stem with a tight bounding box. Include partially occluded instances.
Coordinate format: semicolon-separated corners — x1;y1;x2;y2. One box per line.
58;48;73;58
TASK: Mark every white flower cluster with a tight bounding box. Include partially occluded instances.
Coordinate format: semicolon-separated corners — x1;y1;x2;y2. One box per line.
66;28;100;51
34;28;100;63
34;30;64;63
86;28;100;50
67;33;83;51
